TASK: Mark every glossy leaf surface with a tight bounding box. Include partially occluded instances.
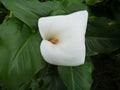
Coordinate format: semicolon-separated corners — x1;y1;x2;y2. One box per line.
0;18;45;89
58;57;93;90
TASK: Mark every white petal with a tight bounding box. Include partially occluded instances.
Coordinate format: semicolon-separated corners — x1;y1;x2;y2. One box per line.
38;10;88;66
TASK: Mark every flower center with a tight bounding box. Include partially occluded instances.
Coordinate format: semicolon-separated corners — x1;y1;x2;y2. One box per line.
49;38;58;44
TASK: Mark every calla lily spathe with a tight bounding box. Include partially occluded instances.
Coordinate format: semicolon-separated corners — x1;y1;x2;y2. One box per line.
38;10;88;66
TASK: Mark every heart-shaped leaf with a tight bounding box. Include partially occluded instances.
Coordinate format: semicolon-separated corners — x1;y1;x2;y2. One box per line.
1;0;63;30
0;18;45;90
86;16;120;56
58;57;93;90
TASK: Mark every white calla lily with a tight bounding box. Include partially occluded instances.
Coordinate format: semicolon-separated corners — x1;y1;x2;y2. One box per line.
38;10;88;66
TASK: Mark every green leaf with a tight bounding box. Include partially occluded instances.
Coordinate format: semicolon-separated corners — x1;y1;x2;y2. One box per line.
62;0;88;14
30;79;41;90
0;18;46;90
42;75;67;90
86;16;120;56
39;65;67;90
1;0;63;30
85;0;104;5
58;57;93;90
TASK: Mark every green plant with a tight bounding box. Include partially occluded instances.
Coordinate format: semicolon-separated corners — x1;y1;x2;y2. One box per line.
0;0;120;90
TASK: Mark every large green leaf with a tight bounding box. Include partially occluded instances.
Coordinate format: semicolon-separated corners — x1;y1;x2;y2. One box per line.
1;0;63;30
86;16;120;56
38;65;67;90
58;57;93;90
85;0;104;5
62;0;88;14
42;75;67;90
0;18;45;90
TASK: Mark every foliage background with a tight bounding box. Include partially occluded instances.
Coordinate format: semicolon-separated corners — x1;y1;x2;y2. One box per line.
0;0;120;90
